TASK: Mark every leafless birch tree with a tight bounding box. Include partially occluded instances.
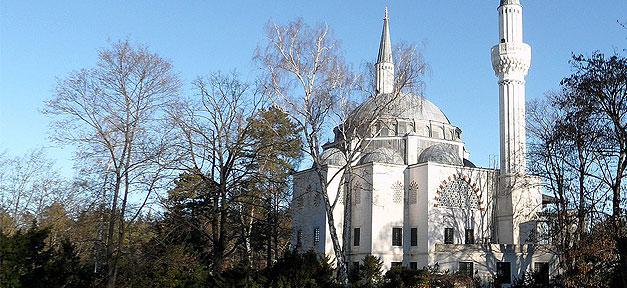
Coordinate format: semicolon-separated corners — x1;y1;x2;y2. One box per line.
255;19;428;287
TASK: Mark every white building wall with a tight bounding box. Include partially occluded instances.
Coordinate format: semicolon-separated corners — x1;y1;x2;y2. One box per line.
291;166;344;258
350;165;374;261
422;163;496;269
369;163;405;271
407;164;430;268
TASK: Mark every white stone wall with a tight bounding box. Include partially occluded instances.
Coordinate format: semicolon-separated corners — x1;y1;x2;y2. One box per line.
420;164;497;265
349;165;374;258
291;166;344;258
369;163;406;270
432;244;558;283
293;162;551;284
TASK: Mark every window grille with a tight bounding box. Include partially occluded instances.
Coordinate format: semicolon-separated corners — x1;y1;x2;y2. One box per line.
459;262;474;277
444;228;454;244
313;227;320;246
496;262;511;284
411;228;418;246
392;228;402;246
392;181;403;204
465;229;474;244
437;176;479;209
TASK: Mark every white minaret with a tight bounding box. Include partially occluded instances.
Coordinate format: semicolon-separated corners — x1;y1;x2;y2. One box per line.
491;0;531;244
492;0;530;176
375;7;394;95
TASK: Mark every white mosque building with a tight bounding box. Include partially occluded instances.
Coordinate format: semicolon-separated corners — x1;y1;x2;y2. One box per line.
291;0;556;284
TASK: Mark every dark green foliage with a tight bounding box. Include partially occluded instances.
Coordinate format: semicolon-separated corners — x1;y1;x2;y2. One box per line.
205;250;339;288
246;106;302;177
511;270;565;288
381;266;430;288
265;250;340;288
163;170;218;266
208;261;264;288
349;255;383;288
0;223;93;288
124;240;209;288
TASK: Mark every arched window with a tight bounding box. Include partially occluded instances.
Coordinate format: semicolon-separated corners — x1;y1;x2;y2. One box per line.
409;181;418;205
435;175;480;210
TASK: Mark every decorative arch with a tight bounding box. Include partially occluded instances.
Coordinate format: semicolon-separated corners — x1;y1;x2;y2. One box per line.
353;181;363;205
434;174;484;211
409;180;419;204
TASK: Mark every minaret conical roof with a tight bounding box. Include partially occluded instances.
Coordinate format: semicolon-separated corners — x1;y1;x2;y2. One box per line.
377;7;393;63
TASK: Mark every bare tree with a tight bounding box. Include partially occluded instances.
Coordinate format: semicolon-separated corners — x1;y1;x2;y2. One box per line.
527;92;606;284
167;71;262;272
527;52;627;286
0;148;68;234
255;18;428;287
43;40;181;287
561;52;627;287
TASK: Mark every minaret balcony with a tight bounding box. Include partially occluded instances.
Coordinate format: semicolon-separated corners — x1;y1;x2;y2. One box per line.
491;42;531;77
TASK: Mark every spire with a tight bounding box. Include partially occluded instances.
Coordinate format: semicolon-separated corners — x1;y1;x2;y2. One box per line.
377;6;393;64
374;6;394;94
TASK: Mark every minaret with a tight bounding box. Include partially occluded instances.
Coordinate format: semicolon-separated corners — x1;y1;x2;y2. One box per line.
375;6;394;94
492;0;530;176
491;0;531;244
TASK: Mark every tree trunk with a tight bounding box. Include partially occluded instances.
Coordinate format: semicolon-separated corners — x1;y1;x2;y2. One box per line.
213;182;228;273
106;172;122;288
341;166;352;268
95;159;112;274
314;164;348;287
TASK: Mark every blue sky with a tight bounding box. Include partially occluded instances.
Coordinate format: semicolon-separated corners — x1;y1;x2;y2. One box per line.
1;1;626;176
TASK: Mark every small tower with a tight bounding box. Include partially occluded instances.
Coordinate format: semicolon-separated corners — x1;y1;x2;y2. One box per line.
491;0;532;244
375;7;394;95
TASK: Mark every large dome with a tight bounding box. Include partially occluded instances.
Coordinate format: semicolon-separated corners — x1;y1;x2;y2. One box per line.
350;93;450;125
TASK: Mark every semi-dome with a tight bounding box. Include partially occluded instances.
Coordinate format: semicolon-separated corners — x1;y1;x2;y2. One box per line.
350;93;450;125
359;147;404;165
320;147;347;166
417;144;462;166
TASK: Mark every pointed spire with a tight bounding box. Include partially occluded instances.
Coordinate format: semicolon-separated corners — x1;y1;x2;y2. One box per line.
377;6;393;64
375;6;394;94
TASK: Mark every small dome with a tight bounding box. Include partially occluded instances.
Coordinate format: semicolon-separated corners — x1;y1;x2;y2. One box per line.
359;147;404;165
417;144;462;166
320;148;347;166
463;158;476;168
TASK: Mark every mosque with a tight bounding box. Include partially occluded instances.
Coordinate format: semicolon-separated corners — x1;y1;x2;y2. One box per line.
291;0;556;283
